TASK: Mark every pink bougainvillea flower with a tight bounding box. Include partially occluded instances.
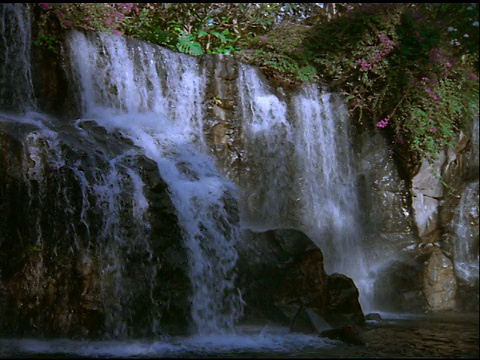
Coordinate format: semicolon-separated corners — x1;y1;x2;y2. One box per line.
39;3;50;9
112;29;122;36
468;73;478;81
376;117;389;128
360;60;371;69
64;20;72;27
430;127;437;132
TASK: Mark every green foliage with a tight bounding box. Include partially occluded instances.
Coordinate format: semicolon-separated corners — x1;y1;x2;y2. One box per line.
239;48;319;83
120;3;278;56
33;33;58;54
238;22;319;82
176;33;204;56
304;3;479;162
396;74;478;162
32;3;478;164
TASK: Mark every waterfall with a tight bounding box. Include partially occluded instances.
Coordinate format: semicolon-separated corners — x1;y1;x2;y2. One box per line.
452;181;479;285
237;64;371;310
0;3;35;113
291;85;369;293
66;30;243;334
2;3;373;335
237;64;296;229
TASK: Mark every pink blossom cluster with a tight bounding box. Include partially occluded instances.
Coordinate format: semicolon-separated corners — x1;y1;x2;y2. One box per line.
376;116;389;128
37;3;140;35
359;60;372;70
423;79;442;102
378;33;394;49
358;33;395;72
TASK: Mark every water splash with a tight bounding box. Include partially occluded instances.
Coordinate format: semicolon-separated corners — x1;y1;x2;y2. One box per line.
291;84;370;305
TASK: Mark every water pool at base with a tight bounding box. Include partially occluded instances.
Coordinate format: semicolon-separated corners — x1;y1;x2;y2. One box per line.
1;313;478;358
0;326;338;358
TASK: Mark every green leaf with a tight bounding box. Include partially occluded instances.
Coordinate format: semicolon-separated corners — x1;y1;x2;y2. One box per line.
211;30;228;43
177;34;204;56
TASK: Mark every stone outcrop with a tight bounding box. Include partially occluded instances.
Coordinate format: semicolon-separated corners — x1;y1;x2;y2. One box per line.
237;229;365;333
423;248;457;311
356;130;427;311
0;120;190;338
357;118;479;312
320;325;365;345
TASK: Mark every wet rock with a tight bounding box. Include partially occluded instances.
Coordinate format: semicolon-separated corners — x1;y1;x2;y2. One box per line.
325;273;365;327
423;247;457;310
0;121;190;338
236;228;320;324
373;258;428;312
276;247;329;315
411;154;445;238
289;306;332;334
365;312;382;321
238;228;365;333
320;324;365;345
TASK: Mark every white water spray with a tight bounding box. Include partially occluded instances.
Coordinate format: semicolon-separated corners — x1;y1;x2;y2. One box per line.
452;181;479;284
67;30;243;334
237;64;372;311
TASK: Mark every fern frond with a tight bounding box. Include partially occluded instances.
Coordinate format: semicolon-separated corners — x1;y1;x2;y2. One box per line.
177;34;204;56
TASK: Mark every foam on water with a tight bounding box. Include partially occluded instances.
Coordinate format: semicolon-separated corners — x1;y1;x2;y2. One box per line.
0;330;338;358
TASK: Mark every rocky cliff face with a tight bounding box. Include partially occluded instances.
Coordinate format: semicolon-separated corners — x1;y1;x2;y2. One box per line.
355;119;478;312
0;119;190;338
200;53;479;314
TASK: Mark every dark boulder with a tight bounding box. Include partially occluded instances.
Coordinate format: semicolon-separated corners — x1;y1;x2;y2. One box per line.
236;228;366;333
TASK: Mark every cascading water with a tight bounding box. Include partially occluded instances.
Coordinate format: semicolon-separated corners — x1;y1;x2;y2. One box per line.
66;30;243;335
1;2;242;336
2;4;479;358
0;3;35;113
237;64;296;229
291;84;372;308
452;181;479;285
237;64;372;311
